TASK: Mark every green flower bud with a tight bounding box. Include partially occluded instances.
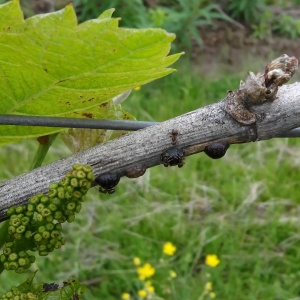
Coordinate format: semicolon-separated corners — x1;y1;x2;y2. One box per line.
8;261;18;270
18;258;28;267
27;204;35;212
48;203;57;212
60;177;70;186
70;178;79;188
36;203;45;213
49;238;57;245
27;293;36;299
51;197;61;206
3;262;9;269
0;254;6;262
13;233;22;240
18;251;26;258
10;218;21;228
36;214;44;222
25;211;34;218
45;215;54;223
7;207;16;216
34;233;42;242
29;195;40;205
42;231;50;239
73;191;82;199
54;211;63;220
40;196;49;204
57;190;65;200
25;231;32;239
16;267;25;273
73;164;83;171
38;226;46;233
21;217;30;226
51;230;60;239
67;215;75;223
16;225;26;234
48;188;57;198
63;209;74;216
5;291;13;297
54;223;62;231
75;203;82;213
54;242;62;249
66;202;76;210
39;251;48;256
8;225;16;234
15;206;26;214
41;208;51;217
5;242;13;248
8;253;18;261
29;256;35;263
87;172;95;182
45;223;54;231
49;183;59;189
77;170;87;179
38;245;47;252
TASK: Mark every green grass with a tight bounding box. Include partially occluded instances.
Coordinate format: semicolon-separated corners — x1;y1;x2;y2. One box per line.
1;62;300;300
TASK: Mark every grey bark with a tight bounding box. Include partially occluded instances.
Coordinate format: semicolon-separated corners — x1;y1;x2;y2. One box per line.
0;81;300;222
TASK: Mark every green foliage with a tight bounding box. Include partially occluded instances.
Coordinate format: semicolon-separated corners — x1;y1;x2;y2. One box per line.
0;164;94;274
251;10;273;40
74;0;232;51
227;0;266;23
273;14;300;39
0;0;181;145
149;0;233;50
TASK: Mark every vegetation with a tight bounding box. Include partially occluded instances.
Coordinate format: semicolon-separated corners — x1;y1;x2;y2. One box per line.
1;64;300;299
1;0;300;299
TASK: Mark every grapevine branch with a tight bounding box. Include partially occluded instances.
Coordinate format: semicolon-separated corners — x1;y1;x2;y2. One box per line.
0;54;299;222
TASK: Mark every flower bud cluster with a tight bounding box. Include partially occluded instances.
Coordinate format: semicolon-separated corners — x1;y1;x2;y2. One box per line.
0;287;36;300
0;164;94;273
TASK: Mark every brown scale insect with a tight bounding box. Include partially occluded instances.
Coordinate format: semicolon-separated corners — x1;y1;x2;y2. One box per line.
204;141;230;159
125;164;147;178
95;172;120;194
170;129;179;145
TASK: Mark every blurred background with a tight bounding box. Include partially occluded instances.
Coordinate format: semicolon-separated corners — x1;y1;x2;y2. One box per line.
1;1;300;299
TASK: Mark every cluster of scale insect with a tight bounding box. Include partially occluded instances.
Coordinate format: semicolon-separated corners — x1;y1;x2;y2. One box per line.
161;129;185;168
0;164;95;274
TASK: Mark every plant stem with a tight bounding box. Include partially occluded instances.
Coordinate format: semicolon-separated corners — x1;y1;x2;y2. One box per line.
30;133;59;170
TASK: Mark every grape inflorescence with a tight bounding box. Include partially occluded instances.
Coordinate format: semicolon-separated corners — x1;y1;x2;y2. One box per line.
0;164;94;274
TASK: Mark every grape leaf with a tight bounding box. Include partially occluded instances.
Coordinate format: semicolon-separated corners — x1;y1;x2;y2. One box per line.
0;1;182;145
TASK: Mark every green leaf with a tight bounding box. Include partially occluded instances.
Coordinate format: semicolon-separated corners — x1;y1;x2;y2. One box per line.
0;1;182;145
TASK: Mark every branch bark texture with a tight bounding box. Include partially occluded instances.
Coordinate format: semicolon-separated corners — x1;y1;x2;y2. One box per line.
0;56;299;221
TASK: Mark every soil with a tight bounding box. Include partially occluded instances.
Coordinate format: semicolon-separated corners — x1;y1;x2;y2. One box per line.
194;20;300;80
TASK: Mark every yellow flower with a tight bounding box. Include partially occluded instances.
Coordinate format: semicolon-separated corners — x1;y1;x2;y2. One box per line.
204;282;212;292
205;254;220;267
138;290;147;298
169;270;177;278
209;292;216;299
163;242;177;256
146;285;155;293
133;257;141;266
137;263;156;280
145;280;152;287
121;293;131;300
